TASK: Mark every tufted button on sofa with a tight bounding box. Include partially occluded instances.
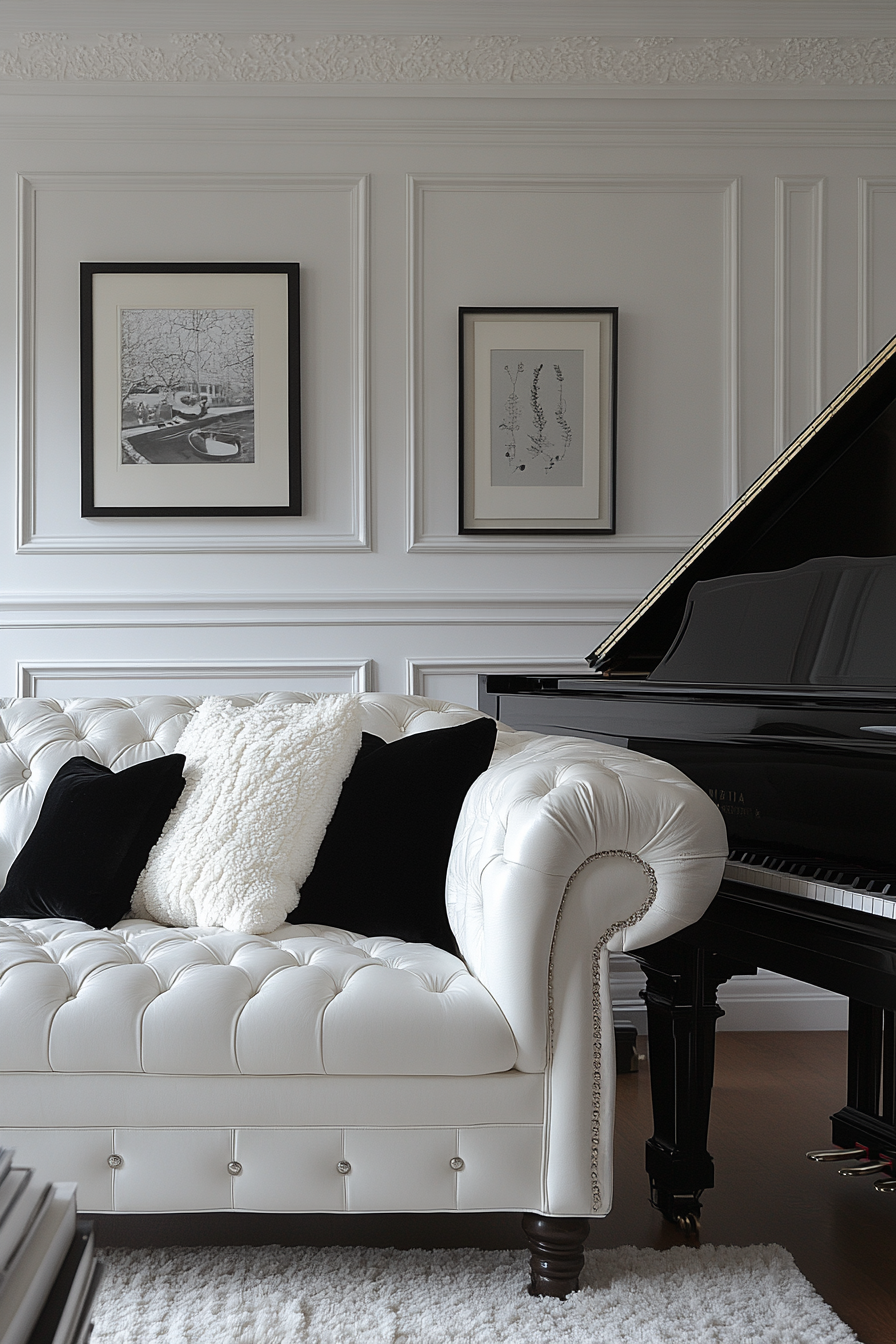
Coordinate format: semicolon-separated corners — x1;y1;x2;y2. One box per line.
0;692;727;1296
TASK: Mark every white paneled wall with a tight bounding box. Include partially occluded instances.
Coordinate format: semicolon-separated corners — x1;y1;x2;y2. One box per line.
0;2;893;1026
609;954;847;1035
15;661;374;699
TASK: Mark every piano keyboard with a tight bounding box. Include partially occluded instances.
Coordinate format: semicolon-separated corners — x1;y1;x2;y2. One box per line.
725;851;896;922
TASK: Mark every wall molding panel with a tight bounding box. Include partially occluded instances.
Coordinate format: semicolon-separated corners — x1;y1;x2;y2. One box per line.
407;173;740;550
16;659;375;698
0;591;638;629
858;176;896;368
16;171;370;555
406;656;586;698
774;175;824;456
1;113;893;151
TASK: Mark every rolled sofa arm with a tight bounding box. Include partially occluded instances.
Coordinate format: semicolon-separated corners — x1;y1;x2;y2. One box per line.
445;731;728;1218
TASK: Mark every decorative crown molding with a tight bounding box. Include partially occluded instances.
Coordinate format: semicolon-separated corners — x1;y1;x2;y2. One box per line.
0;33;894;87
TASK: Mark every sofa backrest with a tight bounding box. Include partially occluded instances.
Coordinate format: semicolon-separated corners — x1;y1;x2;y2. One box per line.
0;692;496;887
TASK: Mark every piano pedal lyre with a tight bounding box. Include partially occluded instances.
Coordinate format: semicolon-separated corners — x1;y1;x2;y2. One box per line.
805;1146;864;1162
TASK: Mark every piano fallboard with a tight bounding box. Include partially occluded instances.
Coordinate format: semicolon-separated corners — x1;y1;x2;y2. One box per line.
483;677;896;876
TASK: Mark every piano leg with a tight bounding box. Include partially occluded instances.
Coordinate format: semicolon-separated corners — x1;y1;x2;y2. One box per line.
830;1001;896;1162
631;937;755;1229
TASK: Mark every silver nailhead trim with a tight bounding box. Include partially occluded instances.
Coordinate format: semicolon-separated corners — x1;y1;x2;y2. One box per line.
450;1156;464;1171
227;1161;242;1176
107;1154;123;1169
336;1159;351;1175
546;850;657;1213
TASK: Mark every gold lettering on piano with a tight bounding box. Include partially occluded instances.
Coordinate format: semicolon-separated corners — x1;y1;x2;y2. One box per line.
706;786;760;819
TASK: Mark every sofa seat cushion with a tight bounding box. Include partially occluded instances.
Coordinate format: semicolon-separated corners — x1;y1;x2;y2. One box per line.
0;918;518;1077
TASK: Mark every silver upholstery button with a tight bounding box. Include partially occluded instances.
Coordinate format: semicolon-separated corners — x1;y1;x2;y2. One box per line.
336;1160;351;1175
449;1157;464;1172
21;768;31;780
228;1161;242;1176
108;1154;123;1169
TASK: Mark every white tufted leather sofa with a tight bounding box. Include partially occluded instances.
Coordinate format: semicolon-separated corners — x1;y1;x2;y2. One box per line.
0;693;727;1234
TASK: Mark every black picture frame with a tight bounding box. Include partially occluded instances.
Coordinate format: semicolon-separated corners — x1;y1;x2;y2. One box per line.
459;306;617;535
80;261;300;517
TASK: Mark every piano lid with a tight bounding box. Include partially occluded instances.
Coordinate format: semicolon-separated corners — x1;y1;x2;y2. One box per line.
588;332;896;676
650;554;896;688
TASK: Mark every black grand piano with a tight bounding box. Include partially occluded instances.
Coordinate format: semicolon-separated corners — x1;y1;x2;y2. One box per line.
480;332;896;1229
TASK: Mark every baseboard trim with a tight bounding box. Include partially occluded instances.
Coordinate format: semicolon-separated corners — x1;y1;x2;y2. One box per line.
610;955;847;1033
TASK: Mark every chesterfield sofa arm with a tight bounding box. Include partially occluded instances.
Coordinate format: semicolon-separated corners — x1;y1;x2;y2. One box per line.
446;731;728;1216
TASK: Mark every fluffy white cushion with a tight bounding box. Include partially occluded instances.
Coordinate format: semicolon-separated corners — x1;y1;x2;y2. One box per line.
132;695;362;934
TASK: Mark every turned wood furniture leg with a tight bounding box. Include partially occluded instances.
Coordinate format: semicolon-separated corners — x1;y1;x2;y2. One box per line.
521;1213;589;1298
630;937;754;1231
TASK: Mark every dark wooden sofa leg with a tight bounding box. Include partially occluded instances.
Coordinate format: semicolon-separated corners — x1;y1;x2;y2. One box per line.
521;1213;589;1298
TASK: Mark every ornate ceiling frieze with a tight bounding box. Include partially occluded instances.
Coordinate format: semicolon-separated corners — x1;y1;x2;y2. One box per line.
0;32;893;85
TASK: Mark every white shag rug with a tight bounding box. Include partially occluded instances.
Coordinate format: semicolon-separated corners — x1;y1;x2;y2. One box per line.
91;1242;857;1344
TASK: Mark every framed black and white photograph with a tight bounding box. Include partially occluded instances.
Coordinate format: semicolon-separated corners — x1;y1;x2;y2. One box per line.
459;307;617;535
80;262;300;517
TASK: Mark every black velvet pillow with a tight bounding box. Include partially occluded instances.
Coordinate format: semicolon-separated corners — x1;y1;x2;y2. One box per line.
0;754;186;929
289;717;498;952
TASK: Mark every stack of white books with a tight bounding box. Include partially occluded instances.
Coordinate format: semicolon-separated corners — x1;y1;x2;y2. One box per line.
0;1149;102;1344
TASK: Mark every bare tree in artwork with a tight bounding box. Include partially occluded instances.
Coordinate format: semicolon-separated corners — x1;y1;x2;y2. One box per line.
120;308;254;411
120;307;256;465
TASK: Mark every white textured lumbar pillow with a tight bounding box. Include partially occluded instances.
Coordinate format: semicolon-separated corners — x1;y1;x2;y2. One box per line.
132;695;362;934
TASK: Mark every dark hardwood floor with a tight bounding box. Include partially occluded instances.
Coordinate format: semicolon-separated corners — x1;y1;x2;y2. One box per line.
94;1032;896;1343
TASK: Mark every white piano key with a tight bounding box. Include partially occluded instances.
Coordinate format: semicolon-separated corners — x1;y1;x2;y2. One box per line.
722;861;896;920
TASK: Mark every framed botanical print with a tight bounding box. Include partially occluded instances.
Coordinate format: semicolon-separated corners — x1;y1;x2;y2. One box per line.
80;262;300;517
459;307;617;535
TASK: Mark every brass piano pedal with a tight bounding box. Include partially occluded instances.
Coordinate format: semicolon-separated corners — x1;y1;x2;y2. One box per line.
874;1178;896;1193
805;1147;864;1162
838;1160;891;1177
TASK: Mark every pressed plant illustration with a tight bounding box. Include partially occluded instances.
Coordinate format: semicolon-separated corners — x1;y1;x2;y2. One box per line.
553;363;573;464
499;360;575;474
524;362;550;470
491;348;584;485
498;362;524;469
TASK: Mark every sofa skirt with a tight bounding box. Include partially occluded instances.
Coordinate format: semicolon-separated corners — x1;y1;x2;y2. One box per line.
1;1071;550;1215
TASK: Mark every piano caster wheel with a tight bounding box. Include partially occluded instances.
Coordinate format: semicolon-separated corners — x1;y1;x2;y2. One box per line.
675;1212;700;1237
